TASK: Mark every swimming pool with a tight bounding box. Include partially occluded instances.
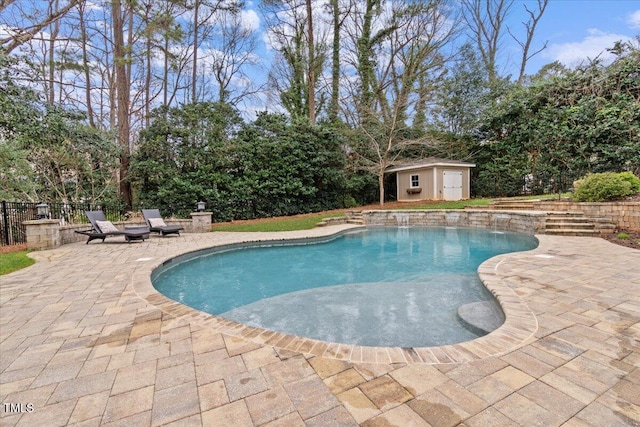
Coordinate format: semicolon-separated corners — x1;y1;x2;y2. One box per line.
152;227;538;347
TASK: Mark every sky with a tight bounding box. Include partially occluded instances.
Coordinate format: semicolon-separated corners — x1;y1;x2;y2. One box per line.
239;0;640;113
244;0;640;78
503;0;640;76
237;0;640;114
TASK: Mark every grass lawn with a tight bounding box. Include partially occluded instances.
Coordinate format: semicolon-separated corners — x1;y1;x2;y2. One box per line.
211;213;344;232
405;198;492;210
0;250;35;275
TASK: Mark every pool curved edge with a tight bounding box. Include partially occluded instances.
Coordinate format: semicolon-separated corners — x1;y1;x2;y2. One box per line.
131;225;540;365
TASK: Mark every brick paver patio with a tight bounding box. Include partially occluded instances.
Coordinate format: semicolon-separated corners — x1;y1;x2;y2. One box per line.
1;225;638;426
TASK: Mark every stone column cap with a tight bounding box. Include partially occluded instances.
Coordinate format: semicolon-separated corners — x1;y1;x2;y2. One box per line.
23;219;61;225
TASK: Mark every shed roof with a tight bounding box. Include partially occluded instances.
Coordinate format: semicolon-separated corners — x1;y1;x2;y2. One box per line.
385;157;476;173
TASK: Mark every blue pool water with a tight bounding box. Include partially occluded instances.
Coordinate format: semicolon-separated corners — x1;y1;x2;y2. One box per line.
152;227;538;347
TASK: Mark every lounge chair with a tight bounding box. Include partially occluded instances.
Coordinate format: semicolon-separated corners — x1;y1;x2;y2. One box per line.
75;210;149;244
142;209;184;236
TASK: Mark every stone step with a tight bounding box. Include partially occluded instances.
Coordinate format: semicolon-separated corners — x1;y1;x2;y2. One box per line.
346;219;364;225
545;211;585;217
546;219;593;226
317;214;364;227
490;204;538;210
596;224;616;230
491;201;535;205
545;222;596;230
545;229;600;236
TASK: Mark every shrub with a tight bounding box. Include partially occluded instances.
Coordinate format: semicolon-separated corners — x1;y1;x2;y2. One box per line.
617;233;630;239
619;171;640;193
573;172;639;202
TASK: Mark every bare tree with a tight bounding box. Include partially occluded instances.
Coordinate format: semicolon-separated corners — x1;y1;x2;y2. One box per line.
0;0;81;53
209;9;262;105
460;0;513;84
189;0;239;103
261;0;327;121
508;0;549;83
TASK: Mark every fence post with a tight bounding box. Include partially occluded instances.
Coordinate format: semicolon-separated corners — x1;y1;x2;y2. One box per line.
2;201;9;245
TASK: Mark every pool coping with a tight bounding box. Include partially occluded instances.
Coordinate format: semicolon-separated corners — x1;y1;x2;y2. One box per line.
131;225;540;364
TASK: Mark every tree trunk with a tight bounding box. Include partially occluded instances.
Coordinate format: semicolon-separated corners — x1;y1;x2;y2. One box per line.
111;0;132;209
329;0;340;122
163;35;169;107
192;0;199;103
47;0;60;105
78;2;95;127
144;2;151;127
306;0;315;124
378;168;385;206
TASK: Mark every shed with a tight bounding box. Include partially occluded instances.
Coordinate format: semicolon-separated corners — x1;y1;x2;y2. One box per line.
386;158;476;201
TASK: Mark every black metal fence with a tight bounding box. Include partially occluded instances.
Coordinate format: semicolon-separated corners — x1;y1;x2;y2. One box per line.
1;201;130;246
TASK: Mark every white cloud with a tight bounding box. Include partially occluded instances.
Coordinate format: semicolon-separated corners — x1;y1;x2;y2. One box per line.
241;9;260;32
628;10;640;29
543;29;632;67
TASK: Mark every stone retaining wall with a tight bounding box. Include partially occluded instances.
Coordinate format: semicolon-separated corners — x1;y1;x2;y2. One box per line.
533;201;640;231
363;210;547;234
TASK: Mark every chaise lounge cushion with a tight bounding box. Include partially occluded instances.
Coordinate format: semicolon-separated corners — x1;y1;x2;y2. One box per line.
148;218;167;228
96;220;120;233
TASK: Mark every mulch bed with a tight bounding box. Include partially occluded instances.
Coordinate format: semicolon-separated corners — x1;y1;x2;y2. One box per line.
601;230;640;251
1;244;28;254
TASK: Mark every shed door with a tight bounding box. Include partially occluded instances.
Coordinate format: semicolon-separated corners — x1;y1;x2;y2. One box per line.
443;171;463;200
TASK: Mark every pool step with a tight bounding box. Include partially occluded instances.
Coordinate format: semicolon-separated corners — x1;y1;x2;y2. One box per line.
457;301;504;334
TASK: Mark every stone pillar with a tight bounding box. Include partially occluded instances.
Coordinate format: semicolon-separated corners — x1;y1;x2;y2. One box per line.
190;212;212;233
23;219;61;250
